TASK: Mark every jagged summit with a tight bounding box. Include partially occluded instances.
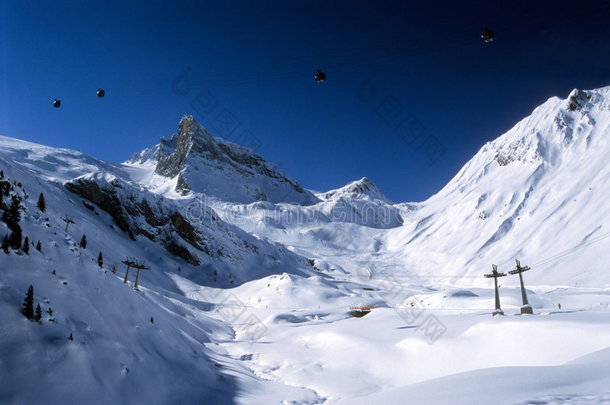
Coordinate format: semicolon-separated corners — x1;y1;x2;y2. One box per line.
126;115;319;205
155;115;215;178
320;177;391;203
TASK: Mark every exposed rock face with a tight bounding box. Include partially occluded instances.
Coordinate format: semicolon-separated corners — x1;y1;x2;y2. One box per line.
155;115;214;179
65;179;133;238
165;240;200;266
567;89;592;112
65;176;202;264
169;212;201;251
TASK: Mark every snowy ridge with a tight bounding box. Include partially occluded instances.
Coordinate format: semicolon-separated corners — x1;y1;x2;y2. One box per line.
0;134;128;184
379;86;610;286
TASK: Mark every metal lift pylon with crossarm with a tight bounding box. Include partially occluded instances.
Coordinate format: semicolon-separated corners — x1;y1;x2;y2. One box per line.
509;259;534;314
484;264;507;316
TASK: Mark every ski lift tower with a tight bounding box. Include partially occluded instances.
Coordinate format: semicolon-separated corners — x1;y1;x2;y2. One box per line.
122;258;135;284
62;216;75;232
509;259;533;314
133;262;149;290
484;264;507;316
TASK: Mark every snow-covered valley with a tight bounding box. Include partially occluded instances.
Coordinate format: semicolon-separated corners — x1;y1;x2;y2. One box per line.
1;86;609;404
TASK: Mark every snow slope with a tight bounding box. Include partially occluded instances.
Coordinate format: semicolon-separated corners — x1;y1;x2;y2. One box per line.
0;155;236;404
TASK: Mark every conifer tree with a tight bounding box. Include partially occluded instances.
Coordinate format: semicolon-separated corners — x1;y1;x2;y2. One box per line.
22;285;34;320
22;236;29;254
79;234;87;249
35;303;42;322
1;235;8;254
8;227;21;250
36;240;42;252
98;251;103;268
37;192;46;212
2;195;21;228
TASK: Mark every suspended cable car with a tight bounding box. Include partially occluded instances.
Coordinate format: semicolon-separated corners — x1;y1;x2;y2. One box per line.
481;28;495;43
52;99;61;108
314;70;326;83
97;88;105;98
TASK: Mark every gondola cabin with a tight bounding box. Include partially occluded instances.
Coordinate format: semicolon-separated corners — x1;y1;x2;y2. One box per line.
314;70;326;83
481;28;495;43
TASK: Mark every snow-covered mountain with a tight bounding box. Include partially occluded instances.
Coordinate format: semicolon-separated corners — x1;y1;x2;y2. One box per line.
1;85;609;404
126;115;319;205
320;177;391;203
380;86;610;286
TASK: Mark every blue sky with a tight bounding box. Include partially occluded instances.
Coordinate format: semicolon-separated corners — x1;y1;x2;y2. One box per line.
1;0;609;202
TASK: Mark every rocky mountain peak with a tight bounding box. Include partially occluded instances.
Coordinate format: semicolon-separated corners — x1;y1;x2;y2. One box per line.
129;115;319;204
154;115;214;178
